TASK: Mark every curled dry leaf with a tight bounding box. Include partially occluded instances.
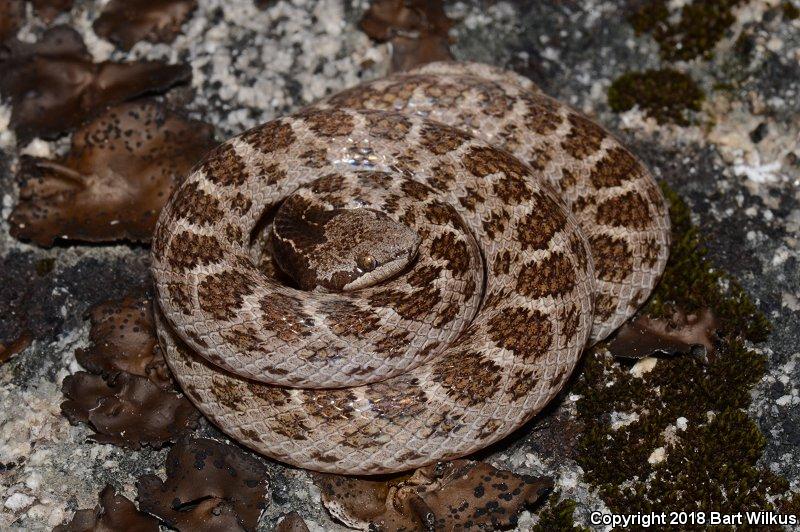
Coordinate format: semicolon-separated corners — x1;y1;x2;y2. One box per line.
608;307;719;359
136;438;270;532
316;460;553;530
76;295;173;389
0;25;191;142
275;512;310;532
60;371;199;448
8;99;216;246
93;0;198;51
359;0;453;72
53;484;158;532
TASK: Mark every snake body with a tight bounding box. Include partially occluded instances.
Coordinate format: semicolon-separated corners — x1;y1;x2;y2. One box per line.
152;62;670;474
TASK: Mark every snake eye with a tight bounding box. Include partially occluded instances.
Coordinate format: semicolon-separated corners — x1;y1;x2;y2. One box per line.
357;254;378;272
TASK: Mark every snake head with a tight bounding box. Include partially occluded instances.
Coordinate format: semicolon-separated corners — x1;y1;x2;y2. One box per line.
271;194;421;292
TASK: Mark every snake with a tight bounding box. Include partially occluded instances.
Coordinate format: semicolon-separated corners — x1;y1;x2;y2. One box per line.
151;61;670;475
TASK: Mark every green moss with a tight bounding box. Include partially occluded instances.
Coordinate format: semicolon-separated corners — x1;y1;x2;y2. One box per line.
573;182;792;524
651;183;770;341
782;1;800;20
608;69;704;126
532;495;589;532
628;0;746;61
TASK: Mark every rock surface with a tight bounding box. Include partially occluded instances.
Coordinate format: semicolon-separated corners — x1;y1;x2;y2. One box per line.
1;0;798;530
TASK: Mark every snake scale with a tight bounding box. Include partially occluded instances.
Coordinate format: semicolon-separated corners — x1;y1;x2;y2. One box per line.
151;62;670;475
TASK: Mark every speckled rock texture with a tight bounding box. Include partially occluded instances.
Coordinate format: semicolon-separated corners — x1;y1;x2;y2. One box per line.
1;0;798;530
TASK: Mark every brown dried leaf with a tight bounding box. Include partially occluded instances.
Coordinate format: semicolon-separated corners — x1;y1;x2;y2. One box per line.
0;0;25;42
608;307;718;359
316;460;553;530
53;484;158;532
0;330;32;365
60;371;199;448
8;99;216;246
359;0;453;72
93;0;197;51
275;512;310;532
0;25;191;142
75;295;173;389
136;438;270;532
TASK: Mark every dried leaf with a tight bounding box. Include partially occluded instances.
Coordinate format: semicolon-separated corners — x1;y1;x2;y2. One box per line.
608;307;718;359
8;99;216;246
316;460;552;530
75;295;173;389
0;25;191;142
60;371;199;448
53;484;158;532
275;512;310;532
136;438;270;532
93;0;198;51
359;0;453;72
0;330;32;365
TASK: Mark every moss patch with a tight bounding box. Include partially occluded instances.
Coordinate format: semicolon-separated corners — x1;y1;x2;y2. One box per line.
608;69;704;125
532;495;589;532
628;0;746;62
574;182;794;523
782;1;800;20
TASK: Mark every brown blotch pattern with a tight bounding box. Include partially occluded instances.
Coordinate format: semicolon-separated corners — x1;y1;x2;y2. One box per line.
424;200;465;230
261;293;312;342
366;378;427;419
299;109;354;137
374;331;413;359
487;307;553;363
322;300;381;338
559;302;581;341
166;282;194;315
589;147;641;189
428;162;459;191
166;232;225;271
171;181;223;227
524;96;563;135
641;236;663;268
419;123;472;154
596;191;653;230
400;179;431;200
202;143;247;187
493;250;512;276
242;120;296;154
230;192;252;215
432;350;502;406
516;252;576;299
429;232;471;275
507;368;538;400
589;234;633;283
364;111;411;140
369;285;441;322
516;193;568;251
303;389;357;421
463;145;530;180
458;185;485;212
219;325;262;352
197;270;253;321
408;264;441;287
561;113;606;160
594;292;618;320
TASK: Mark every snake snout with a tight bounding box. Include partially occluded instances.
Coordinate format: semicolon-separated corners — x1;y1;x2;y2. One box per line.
270;186;421;292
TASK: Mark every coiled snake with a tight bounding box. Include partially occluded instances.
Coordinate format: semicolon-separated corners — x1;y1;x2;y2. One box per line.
152;62;670;474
